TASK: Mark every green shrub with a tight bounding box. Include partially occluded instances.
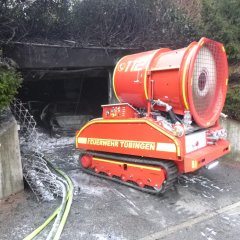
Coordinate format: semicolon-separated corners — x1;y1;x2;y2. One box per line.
223;84;240;121
199;0;240;63
0;68;22;111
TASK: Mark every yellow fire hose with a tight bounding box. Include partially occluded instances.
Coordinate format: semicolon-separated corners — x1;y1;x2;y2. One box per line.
23;156;74;240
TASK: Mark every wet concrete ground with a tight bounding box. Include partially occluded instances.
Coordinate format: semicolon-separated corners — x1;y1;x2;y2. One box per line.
1;136;240;240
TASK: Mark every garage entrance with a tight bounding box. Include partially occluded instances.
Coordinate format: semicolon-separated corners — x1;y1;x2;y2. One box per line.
4;42;137;135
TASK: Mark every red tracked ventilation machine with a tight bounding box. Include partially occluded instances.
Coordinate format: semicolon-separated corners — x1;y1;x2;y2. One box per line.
76;38;230;194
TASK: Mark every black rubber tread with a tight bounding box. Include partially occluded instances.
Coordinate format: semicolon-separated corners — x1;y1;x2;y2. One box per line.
79;150;178;195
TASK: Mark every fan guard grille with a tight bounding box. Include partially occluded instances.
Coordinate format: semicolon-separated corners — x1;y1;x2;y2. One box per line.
190;41;227;126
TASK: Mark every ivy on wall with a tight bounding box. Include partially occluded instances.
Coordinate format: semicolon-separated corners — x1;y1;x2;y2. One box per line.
224;85;240;121
0;66;22;111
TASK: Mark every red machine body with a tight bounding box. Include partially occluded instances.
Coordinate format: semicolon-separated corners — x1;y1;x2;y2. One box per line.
76;38;230;194
113;38;228;127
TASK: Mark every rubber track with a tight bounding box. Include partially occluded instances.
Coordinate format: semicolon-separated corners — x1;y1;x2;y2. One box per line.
79;151;178;195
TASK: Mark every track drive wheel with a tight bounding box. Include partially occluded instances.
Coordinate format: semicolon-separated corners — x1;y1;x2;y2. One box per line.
79;151;178;195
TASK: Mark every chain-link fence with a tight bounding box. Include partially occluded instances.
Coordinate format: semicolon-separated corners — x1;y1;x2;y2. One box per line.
11;99;64;201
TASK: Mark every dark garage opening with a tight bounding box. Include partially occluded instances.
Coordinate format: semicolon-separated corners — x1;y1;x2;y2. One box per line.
18;69;110;136
3;42;136;136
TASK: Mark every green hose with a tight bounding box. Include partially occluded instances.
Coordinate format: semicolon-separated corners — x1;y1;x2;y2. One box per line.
46;179;68;240
53;170;73;240
23;207;60;240
43;157;74;240
23;155;74;240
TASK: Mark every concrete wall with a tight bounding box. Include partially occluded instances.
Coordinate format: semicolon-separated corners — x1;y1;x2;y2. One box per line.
0;113;23;199
221;118;240;161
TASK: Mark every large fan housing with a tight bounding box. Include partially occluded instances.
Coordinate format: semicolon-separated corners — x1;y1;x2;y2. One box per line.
113;38;228;127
